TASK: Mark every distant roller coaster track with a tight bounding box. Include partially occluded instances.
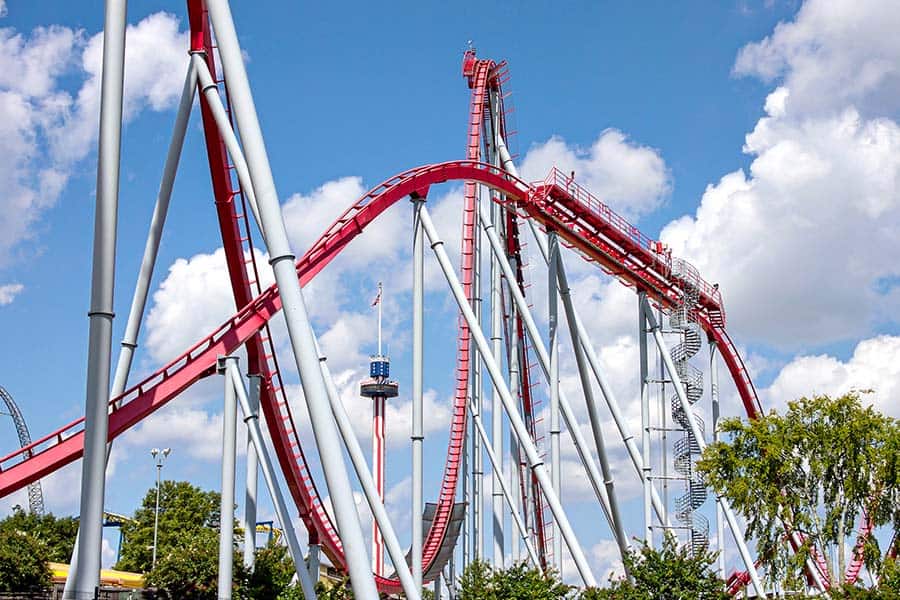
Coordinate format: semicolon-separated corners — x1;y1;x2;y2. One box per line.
0;386;44;515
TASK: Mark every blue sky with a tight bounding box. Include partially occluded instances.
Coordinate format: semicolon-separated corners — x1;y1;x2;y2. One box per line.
2;0;899;585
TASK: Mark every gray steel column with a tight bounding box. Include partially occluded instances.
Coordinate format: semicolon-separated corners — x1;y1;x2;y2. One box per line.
308;544;320;586
411;196;425;590
420;206;596;586
70;1;126;597
642;300;765;597
488;88;504;570
226;364;317;600
467;396;540;566
479;207;615;528
205;2;376;597
472;188;484;562
316;344;420;599
507;317;521;566
112;62;196;399
218;357;239;600
242;375;261;570
547;231;562;570
639;293;653;548
557;253;630;561
434;574;441;600
65;61;196;596
494;133;669;525
710;342;725;580
191;55;263;238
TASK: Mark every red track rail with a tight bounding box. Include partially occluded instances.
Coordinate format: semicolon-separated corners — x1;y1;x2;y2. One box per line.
0;159;768;588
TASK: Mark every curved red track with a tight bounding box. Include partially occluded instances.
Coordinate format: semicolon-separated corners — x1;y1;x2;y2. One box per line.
0;160;764;587
0;10;879;589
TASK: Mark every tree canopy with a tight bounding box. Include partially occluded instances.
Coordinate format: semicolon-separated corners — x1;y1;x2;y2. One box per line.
697;392;900;588
0;508;77;592
582;534;728;600
458;560;572;599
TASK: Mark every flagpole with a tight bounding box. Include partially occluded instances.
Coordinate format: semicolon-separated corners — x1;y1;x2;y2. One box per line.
376;281;383;356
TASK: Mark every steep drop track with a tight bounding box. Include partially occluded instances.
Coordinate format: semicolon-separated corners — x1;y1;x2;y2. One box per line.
0;9;875;591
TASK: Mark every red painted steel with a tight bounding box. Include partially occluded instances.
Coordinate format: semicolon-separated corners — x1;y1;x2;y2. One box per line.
0;159;770;590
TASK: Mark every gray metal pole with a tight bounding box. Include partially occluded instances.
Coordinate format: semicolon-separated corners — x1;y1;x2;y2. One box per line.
64;63;196;596
316;343;421;600
507;316;521;566
218;357;239;600
152;460;162;568
113;63;196;399
243;375;261;571
226;364;317;600
556;253;631;561
467;396;540;566
420;206;596;587
642;300;765;597
308;544;320;586
547;232;563;571
472;188;484;563
479;207;615;528
191;55;263;237
434;574;441;600
494;134;670;527
709;342;725;581
70;1;126;596
205;3;377;597
488;88;504;570
639;293;653;549
411;196;425;591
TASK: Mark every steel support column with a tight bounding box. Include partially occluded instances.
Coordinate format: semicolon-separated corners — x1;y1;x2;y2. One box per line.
494;133;669;527
205;2;376;596
642;299;765;597
218;357;239;600
709;341;725;580
243;375;261;571
420;205;596;587
226;365;316;600
65;61;196;596
557;253;630;562
468;397;540;566
547;231;562;570
639;292;653;548
316;347;421;599
411;195;425;591
70;1;126;596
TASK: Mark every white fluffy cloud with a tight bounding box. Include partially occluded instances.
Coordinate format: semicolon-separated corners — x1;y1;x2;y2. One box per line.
0;13;187;273
734;0;900;117
0;283;23;305
764;335;900;418
519;130;671;220
660;0;900;348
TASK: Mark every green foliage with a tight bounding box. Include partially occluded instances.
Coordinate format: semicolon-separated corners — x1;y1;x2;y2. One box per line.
0;508;78;562
117;480;222;573
0;508;77;592
144;527;248;600
246;541;295;599
313;576;353;599
0;527;51;592
459;560;572;599
119;481;252;599
580;534;727;600
697;392;900;585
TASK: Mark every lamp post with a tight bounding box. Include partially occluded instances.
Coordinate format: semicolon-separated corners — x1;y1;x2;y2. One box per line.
150;447;170;569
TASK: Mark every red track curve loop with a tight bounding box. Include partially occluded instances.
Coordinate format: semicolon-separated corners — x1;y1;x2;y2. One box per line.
0;159;771;591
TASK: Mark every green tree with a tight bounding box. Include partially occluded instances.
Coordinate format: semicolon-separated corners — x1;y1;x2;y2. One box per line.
119;481;250;599
580;534;727;600
246;540;295;598
0;528;51;592
0;508;78;562
117;480;222;573
697;393;900;586
459;560;572;599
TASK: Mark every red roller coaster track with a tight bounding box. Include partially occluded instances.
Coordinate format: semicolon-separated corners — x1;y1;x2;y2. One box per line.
0;4;879;592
